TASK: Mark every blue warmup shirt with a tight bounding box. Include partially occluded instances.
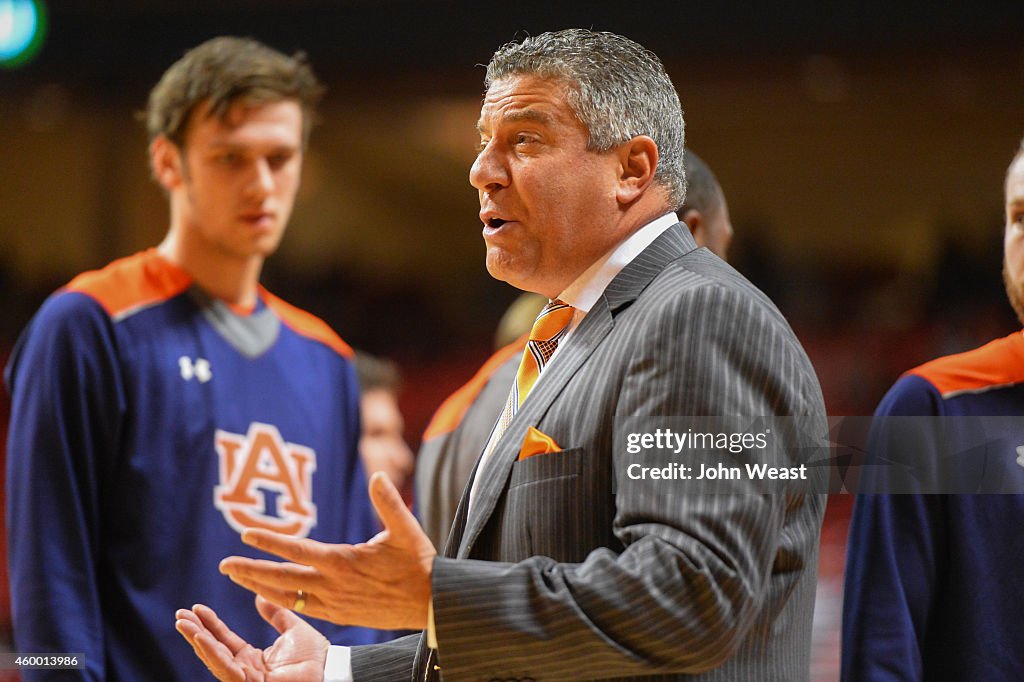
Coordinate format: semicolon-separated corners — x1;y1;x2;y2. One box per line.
842;331;1024;681
6;250;390;681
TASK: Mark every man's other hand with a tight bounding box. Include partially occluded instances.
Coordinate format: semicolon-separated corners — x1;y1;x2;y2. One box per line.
175;596;329;682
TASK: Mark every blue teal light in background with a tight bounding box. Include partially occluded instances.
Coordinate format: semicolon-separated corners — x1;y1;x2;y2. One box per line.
0;0;47;68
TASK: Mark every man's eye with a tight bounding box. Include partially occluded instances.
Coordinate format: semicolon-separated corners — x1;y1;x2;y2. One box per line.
515;134;536;145
267;153;292;170
218;152;242;165
476;139;490;153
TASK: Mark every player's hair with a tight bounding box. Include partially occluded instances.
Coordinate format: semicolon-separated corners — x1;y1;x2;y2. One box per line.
679;148;724;219
145;36;324;149
485;28;686;208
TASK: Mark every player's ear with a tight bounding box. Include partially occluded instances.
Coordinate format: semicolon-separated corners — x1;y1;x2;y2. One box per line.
614;135;658;205
150;135;184;191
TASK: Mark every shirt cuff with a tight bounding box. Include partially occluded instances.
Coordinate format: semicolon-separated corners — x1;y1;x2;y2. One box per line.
324;645;353;682
427;598;438;649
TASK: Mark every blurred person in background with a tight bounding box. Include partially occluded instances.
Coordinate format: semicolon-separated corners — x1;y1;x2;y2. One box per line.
679;148;733;261
354;351;415;502
5;36;389;681
842;138;1024;680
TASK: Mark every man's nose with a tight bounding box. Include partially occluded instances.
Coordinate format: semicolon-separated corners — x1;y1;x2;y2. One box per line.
469;141;509;193
246;158;275;199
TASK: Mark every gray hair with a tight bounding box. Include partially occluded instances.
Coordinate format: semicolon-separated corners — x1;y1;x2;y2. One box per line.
485;29;686;208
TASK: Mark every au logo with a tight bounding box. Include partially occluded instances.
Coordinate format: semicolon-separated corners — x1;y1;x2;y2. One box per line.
213;422;317;537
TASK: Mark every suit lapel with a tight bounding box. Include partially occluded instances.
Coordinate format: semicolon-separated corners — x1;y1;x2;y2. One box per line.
454;222;698;559
456;299;614;558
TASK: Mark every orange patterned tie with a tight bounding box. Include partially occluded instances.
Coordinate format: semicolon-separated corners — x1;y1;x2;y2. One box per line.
469;299;575;508
492;299;575;444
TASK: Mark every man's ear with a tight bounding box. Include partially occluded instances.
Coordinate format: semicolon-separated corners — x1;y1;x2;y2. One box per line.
615;135;658;205
149;135;184;191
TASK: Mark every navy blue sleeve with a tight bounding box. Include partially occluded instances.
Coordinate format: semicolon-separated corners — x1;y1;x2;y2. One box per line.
841;375;946;682
5;292;126;681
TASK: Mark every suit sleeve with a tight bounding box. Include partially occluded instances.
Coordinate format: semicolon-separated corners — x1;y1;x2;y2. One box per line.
430;283;825;679
841;376;946;682
5;292;125;681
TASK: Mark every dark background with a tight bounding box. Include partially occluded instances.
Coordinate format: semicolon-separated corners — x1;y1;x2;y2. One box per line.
2;2;1023;678
3;1;1022;408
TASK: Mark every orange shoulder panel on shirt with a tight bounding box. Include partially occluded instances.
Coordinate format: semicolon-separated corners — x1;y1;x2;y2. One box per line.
422;333;528;442
906;330;1024;397
260;287;354;359
65;249;192;319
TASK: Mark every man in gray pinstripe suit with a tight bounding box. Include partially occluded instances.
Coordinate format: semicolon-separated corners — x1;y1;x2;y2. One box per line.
416;147;736;555
177;28;827;681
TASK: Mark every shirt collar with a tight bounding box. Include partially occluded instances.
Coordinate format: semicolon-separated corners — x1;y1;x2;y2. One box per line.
557;212;679;313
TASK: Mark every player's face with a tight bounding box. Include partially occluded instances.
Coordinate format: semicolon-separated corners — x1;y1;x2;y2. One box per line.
1004;155;1024;325
165;99;304;262
470;75;624;298
359;388;415;492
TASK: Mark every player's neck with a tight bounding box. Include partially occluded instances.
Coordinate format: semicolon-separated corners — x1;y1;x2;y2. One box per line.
157;234;263;309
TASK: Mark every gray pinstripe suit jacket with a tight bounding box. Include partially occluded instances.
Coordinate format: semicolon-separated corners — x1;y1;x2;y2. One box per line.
352;223;827;681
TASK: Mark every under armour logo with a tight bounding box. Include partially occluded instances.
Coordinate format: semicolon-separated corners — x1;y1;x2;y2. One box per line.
1016;445;1024;469
179;356;212;383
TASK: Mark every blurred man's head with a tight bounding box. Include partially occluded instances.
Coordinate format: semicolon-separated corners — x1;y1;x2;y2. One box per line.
679;149;733;260
146;37;325;265
354;353;415;492
1004;142;1024;326
145;36;323;151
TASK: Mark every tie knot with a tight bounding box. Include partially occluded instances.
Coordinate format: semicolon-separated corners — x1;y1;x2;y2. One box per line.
529;300;574;342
